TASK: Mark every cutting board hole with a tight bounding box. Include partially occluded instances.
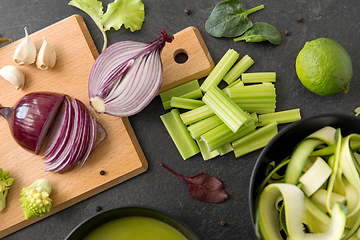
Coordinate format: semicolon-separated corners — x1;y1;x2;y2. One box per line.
174;49;188;64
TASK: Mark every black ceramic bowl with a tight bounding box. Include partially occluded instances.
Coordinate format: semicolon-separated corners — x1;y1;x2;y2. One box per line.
249;113;360;237
65;206;200;240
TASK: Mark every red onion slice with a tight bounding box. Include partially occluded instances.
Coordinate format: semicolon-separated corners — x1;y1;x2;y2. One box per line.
89;29;173;117
43;95;71;158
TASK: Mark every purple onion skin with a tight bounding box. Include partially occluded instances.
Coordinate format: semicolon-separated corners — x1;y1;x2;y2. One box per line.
0;92;65;154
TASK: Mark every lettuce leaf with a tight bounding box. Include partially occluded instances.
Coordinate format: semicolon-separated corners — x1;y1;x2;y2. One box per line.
69;0;145;52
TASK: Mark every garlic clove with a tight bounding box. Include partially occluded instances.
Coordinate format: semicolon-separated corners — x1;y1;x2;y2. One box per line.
0;65;26;90
36;35;56;70
13;27;37;66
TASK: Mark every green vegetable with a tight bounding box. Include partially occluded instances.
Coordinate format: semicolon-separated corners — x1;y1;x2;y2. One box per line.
170;97;205;110
258;109;301;126
223;55;254;85
160;80;203;110
0;168;14;212
234;22;282;45
205;0;264;38
241;72;276;84
68;0;145;52
200;49;239;92
19;179;52;220
203;85;251;132
160;109;200;160
180;105;214;125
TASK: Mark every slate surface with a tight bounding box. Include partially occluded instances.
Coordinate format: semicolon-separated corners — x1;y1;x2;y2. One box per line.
0;0;360;239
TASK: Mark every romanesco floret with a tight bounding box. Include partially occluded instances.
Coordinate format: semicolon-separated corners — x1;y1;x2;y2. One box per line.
0;168;14;212
19;179;52;220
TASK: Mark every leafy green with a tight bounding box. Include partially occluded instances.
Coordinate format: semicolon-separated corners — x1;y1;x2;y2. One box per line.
0;168;14;212
205;0;264;38
234;22;282;45
69;0;145;51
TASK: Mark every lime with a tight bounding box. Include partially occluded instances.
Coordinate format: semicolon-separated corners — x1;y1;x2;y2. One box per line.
295;38;353;96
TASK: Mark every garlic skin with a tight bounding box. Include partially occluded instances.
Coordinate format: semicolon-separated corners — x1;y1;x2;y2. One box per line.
13;27;37;66
36;36;56;70
0;65;26;90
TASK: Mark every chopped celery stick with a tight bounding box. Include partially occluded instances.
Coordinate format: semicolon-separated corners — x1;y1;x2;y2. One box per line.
160;109;200;160
203;86;251;132
232;97;276;104
188;115;223;140
258;109;301;126
241;72;276;83
237;103;276;113
200;49;239;92
201;121;256;152
239;107;275;114
232;122;278;158
218;143;233;156
224;83;276;99
224;79;244;89
160;80;203;110
197;140;219;161
223;55;254;84
250;112;258;124
180;105;214;125
170;97;205;110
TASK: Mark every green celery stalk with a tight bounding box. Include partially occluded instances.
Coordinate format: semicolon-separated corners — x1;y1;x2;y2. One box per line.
241;72;276;83
160;109;200;160
179;105;214;125
223;55;254;84
160;80;203;110
232;122;278;158
201;121;256;152
224;83;276;99
188;115;223;140
200;49;239;92
203;86;251;132
197;140;219;161
258;109;301;126
224;79;244;89
218;142;233;156
250;112;259;125
170;97;205;110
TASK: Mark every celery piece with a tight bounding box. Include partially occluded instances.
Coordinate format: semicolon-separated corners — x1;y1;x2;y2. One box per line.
160;109;200;160
180;105;214;125
225;79;244;89
241;72;276;84
250;112;259;124
188;115;223;140
160;80;203;110
197;140;219;161
223;55;254;84
201;121;256;152
225;83;276;99
232;122;278;158
200;49;239;92
218;143;233;156
203;86;251;132
170;97;205;110
258;109;301;126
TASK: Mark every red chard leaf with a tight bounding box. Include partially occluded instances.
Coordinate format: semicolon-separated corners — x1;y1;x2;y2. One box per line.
161;163;228;204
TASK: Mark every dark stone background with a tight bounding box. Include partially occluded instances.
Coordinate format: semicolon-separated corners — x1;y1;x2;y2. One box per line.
0;0;359;239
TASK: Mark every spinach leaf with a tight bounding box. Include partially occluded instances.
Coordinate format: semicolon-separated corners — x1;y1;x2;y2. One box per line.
205;0;264;38
234;22;282;45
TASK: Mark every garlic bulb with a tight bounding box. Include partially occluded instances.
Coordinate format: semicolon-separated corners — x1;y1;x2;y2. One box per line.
13;27;37;66
36;36;56;70
0;65;26;90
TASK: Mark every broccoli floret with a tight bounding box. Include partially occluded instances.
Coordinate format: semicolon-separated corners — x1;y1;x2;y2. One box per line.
0;168;14;211
19;179;52;220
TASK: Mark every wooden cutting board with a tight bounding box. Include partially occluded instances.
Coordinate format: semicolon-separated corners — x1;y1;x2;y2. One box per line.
0;15;214;238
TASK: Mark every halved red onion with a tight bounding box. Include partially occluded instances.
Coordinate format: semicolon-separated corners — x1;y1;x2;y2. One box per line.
89;29;174;117
0;92;107;173
0;92;65;154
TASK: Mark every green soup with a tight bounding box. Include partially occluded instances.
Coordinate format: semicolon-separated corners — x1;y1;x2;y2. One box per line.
84;216;188;240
